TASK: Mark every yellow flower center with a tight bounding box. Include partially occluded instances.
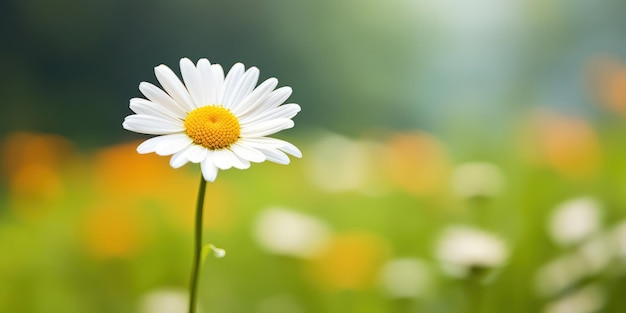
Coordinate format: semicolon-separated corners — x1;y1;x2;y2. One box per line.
184;105;241;150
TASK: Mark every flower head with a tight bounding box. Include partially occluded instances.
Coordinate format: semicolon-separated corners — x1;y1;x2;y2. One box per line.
378;258;431;299
253;207;331;258
139;288;191;313
123;58;302;182
548;197;602;247
450;162;505;199
435;225;508;278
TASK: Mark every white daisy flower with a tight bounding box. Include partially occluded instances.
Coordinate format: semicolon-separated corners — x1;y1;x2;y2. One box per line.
139;288;192;313
548;197;602;247
122;58;302;182
450;162;505;199
378;258;432;299
435;225;508;278
253;207;332;258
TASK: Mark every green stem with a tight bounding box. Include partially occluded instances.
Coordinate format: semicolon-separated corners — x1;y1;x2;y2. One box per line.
189;174;207;313
464;274;482;313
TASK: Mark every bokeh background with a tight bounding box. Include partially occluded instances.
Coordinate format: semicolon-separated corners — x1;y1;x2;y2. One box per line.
3;0;626;312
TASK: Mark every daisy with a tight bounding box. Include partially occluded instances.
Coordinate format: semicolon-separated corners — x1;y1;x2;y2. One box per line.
435;225;508;278
122;57;302;182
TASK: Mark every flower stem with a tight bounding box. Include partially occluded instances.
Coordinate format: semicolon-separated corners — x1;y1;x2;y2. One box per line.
464;274;482;313
189;174;207;313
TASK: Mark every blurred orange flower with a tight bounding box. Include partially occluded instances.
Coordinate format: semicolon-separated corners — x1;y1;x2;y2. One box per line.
0;132;77;220
587;55;626;117
81;202;149;260
522;110;601;180
164;181;237;231
92;141;236;231
92;141;184;199
307;232;389;291
385;131;450;196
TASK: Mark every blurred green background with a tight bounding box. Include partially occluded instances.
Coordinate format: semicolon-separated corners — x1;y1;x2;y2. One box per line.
3;0;626;312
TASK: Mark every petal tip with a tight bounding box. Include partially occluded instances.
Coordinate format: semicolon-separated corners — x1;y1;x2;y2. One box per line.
180;57;194;67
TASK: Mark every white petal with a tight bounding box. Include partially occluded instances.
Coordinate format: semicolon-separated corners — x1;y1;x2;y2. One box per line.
277;141;302;158
238;137;284;147
130;98;183;120
238;137;302;158
201;152;218;182
186;144;208;163
211;64;225;104
264;86;292;109
226;67;259;111
136;133;190;155
223;148;250;169
154;64;195;111
136;136;168;154
198;59;218;105
213;149;234;170
230;143;266;163
259;147;290;165
180;58;205;108
123;115;184;135
233;78;278;116
240;103;300;126
138;82;187;117
245;86;292;116
240;118;294;137
155;134;193;156
219;63;244;106
170;146;192;168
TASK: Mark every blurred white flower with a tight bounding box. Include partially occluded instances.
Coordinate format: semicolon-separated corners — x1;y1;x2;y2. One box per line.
536;233;612;298
307;133;388;195
548;197;602;247
576;233;612;274
450;162;505;198
611;219;626;263
543;284;605;313
534;254;590;297
253;208;332;258
139;288;195;313
435;225;508;277
378;258;432;299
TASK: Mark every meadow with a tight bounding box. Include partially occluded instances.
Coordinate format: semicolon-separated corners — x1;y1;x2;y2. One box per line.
2;107;626;312
3;1;626;312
